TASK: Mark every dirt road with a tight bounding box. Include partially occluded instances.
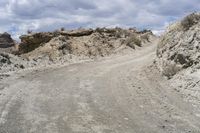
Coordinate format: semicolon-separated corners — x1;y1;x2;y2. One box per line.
0;44;200;133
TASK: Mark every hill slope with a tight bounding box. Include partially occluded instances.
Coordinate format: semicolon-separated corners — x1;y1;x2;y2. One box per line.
156;13;200;108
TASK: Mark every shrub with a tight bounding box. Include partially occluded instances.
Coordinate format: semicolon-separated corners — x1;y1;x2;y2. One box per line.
129;35;142;47
141;34;150;42
60;27;65;31
126;41;135;49
125;34;142;49
27;30;32;34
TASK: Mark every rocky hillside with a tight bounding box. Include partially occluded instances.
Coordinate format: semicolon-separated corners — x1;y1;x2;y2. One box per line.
156;13;200;106
157;13;200;77
19;28;155;61
0;27;156;74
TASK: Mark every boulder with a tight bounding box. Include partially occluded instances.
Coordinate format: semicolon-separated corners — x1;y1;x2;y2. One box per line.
0;32;15;53
0;32;14;48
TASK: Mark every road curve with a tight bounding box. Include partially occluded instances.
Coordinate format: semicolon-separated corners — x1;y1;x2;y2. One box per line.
0;45;200;133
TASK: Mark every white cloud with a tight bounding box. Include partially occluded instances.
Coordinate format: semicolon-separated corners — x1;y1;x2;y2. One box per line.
0;0;199;40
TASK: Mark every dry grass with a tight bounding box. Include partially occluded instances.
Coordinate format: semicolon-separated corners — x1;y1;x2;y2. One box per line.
181;13;200;30
125;34;142;49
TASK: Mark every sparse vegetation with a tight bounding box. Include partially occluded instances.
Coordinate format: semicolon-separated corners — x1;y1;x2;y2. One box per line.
141;33;150;42
181;13;200;30
126;41;135;49
126;34;142;48
0;27;155;74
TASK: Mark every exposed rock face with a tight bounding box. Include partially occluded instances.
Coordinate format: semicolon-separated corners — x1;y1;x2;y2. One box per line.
157;13;200;77
60;28;94;37
0;32;15;53
19;32;56;53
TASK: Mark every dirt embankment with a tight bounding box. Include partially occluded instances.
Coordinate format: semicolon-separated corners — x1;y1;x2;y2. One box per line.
0;28;156;73
156;13;200;106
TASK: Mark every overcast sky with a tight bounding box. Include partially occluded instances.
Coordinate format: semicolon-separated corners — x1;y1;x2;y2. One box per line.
0;0;199;39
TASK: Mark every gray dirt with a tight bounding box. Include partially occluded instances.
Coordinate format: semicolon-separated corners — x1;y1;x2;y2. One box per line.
0;44;200;133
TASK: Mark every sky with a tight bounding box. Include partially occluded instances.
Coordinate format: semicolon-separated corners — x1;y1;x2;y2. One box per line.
0;0;199;39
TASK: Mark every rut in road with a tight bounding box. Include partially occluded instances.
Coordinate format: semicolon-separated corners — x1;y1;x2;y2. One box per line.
0;44;200;133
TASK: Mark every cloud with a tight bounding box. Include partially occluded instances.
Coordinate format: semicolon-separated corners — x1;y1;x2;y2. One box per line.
0;0;199;40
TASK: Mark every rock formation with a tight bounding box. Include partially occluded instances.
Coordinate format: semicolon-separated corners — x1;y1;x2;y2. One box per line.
0;32;15;53
0;27;155;74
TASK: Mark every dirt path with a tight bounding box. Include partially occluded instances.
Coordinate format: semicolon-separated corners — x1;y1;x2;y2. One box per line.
0;44;200;133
